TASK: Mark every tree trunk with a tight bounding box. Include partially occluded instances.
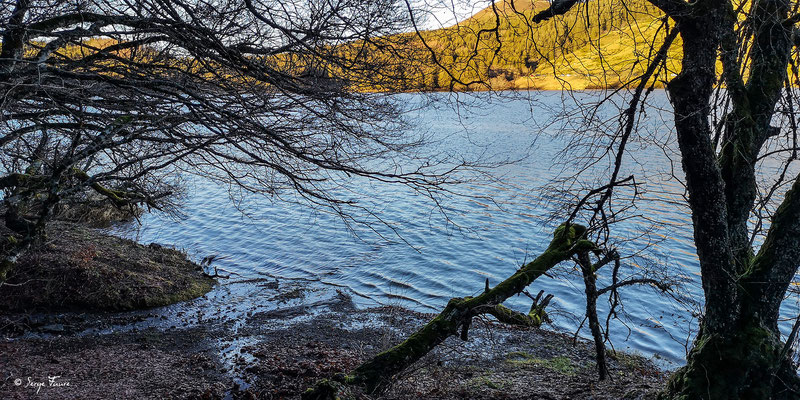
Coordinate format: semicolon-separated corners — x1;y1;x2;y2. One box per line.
661;6;800;397
662;314;800;399
579;252;607;380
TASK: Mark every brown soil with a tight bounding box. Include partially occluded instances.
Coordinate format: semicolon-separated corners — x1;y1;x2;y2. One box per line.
0;281;666;399
0;221;214;312
241;303;665;400
0;327;227;399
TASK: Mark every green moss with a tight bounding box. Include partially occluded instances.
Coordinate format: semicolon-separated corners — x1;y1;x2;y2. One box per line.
661;325;788;400
146;278;215;308
301;379;341;400
489;303;545;326
0;259;14;282
608;350;650;371
506;353;577;375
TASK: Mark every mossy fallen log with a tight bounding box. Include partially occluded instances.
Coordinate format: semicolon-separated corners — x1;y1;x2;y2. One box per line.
479;290;553;328
302;223;597;399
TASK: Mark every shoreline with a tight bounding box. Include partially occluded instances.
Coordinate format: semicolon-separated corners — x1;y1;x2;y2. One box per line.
2;276;666;399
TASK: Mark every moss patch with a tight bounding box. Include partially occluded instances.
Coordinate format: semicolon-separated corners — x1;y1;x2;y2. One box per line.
0;221;214;312
506;352;578;375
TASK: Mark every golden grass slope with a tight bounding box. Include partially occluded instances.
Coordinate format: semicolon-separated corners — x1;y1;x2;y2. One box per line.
406;0;682;91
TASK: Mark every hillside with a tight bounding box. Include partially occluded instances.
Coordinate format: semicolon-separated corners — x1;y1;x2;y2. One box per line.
375;0;682;91
42;1;680;92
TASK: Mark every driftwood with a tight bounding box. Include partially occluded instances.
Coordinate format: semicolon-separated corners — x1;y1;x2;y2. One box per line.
302;223;600;399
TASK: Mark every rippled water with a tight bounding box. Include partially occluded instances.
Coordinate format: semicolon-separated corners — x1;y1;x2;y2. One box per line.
115;90;796;367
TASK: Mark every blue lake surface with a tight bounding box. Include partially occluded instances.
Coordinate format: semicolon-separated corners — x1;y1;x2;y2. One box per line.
116;90;798;367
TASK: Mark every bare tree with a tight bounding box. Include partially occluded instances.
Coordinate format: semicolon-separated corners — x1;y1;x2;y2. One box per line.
540;0;800;396
0;0;467;280
306;0;800;397
7;0;800;398
417;0;800;396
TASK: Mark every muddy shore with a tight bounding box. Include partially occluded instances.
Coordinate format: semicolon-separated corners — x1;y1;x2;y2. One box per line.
2;274;666;399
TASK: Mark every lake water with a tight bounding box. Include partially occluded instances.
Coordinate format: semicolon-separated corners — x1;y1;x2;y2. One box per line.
116;90;797;367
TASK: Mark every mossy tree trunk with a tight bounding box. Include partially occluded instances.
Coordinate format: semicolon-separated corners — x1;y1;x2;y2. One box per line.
533;0;800;396
663;320;800;399
656;0;800;396
660;176;800;399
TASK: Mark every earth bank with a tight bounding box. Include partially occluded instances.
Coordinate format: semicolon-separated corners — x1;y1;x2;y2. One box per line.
0;221;215;313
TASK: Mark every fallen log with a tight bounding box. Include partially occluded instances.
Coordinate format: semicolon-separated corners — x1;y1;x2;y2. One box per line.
302;223;598;399
480;290;553;328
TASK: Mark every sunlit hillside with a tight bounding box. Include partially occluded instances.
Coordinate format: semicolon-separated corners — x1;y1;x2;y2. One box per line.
373;0;683;91
34;1;682;92
41;0;756;92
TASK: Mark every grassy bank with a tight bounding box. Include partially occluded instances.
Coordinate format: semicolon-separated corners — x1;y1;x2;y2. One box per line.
0;221;214;312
